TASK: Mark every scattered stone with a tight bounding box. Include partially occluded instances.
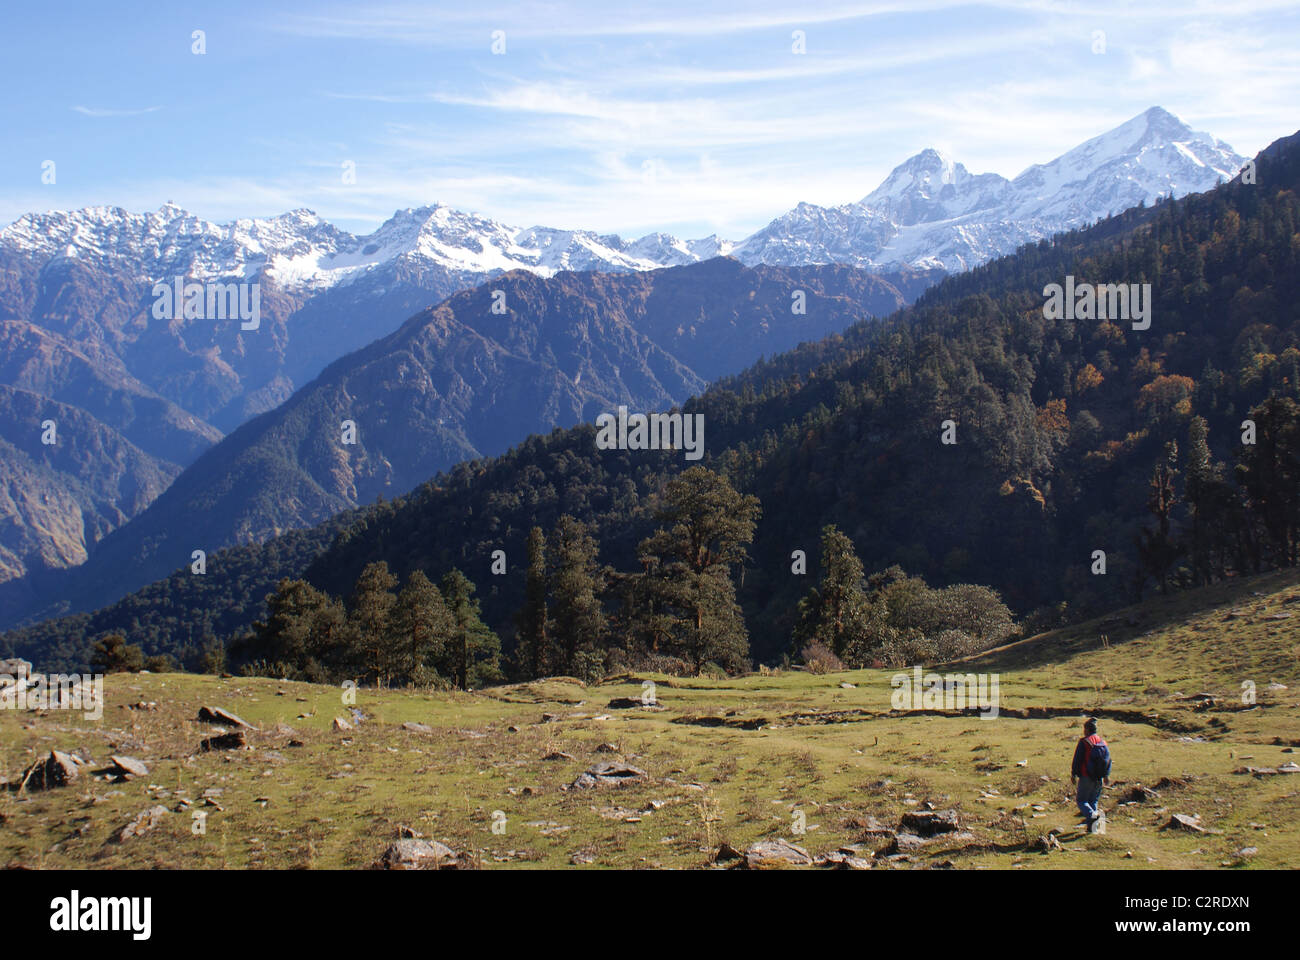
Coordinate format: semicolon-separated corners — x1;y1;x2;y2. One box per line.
571;761;648;789
197;706;250;728
1119;785;1161;804
839;682;856;689
332;717;352;732
374;839;462;870
543;751;577;762
1234;846;1258;858
17;750;84;791
815;850;872;869
1164;813;1206;833
507;725;521;732
882;833;927;854
1038;834;1062;853
127;701;158;711
107;805;169;844
743;838;813;869
401;722;433;734
595;742;620;753
713;842;744;864
109;756;149;780
607;697;662;710
200;730;247;751
900;809;960;836
398;825;424;839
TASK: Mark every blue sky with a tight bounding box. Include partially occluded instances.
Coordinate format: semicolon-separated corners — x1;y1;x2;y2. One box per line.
2;1;1297;239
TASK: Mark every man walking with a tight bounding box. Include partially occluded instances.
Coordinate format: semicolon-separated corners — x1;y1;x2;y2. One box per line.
1071;717;1111;831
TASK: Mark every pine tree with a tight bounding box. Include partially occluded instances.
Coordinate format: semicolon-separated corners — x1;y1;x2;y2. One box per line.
514;527;550;680
636;467;760;672
1135;443;1182;597
439;569;502;688
548;515;607;680
1237;395;1300;567
349;562;398;686
250;578;351;682
391;569;453;686
793;525;871;661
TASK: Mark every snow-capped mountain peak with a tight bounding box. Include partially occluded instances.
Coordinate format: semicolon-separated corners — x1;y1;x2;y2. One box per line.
733;107;1245;272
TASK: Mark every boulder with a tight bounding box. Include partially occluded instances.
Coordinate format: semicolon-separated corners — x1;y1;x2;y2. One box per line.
571;761;648;789
743;838;813;869
815;850;872;869
17;750;82;791
1164;813;1206;833
109;756;149;780
374;839;461;870
900;808;960;836
332;717;352;732
196;706;250;728
200;730;247;751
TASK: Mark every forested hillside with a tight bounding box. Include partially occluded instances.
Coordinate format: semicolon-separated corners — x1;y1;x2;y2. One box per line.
5;130;1297;675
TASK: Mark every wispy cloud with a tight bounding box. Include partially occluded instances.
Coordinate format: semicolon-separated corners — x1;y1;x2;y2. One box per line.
72;105;162;118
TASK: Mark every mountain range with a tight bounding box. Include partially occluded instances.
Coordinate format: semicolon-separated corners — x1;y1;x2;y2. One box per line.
0;106;1245;592
5;124;1293;672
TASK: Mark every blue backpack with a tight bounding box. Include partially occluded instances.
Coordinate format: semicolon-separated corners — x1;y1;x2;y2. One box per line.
1084;735;1111;779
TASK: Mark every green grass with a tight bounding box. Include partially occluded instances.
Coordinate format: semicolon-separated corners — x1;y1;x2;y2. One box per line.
3;568;1298;870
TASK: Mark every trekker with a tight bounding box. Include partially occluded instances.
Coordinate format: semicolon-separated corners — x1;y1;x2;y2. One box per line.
1070;717;1111;829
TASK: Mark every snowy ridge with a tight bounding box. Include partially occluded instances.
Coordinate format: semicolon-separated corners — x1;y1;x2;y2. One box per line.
0;107;1246;283
734;107;1246;272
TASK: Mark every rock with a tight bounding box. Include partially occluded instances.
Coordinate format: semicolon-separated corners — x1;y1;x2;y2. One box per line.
108;805;169;844
401;722;433;734
1265;683;1288;692
17;750;82;791
507;725;521;732
595;742;620;753
1038;834;1062;852
332;717;352;732
1164;813;1206;833
1234;846;1258;858
543;751;577;762
398;825;424;839
109;756;149;780
882;833;928;854
900;809;960;836
839;682;856;689
196;706;250;728
607;697;662;710
571;761;648;789
200;730;247;751
1279;762;1300;774
1119;785;1161;804
743;839;813;869
713;842;744;864
816;850;872;869
374;839;462;870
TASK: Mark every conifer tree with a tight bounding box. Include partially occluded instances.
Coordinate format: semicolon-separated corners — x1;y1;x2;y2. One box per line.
439;569;502;688
636;467;760;672
391;569;453;685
